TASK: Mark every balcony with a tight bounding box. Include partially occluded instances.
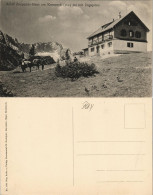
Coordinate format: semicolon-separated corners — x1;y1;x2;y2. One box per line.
104;35;113;41
88;41;99;46
88;35;113;46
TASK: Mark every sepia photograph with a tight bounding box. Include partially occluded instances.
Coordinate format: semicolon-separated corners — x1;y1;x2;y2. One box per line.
0;0;152;97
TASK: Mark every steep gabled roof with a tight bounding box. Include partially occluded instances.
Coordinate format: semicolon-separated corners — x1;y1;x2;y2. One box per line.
87;11;149;39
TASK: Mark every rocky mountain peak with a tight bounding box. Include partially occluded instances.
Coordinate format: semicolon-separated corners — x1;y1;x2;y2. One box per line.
0;30;70;70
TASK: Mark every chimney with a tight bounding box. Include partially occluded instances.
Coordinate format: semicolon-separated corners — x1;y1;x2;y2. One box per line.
112;18;114;22
118;12;121;19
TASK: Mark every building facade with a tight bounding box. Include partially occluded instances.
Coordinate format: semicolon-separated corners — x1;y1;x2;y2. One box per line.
86;11;149;56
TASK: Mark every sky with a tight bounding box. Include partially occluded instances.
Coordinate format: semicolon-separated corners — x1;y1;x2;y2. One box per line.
0;0;152;51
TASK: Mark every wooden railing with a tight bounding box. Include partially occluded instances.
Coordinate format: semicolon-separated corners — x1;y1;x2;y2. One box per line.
88;35;113;46
104;35;113;41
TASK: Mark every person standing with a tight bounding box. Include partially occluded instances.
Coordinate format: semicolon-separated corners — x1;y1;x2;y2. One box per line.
42;61;44;70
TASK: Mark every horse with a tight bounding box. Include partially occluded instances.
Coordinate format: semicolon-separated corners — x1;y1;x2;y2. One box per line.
21;59;43;72
33;59;41;70
21;60;32;72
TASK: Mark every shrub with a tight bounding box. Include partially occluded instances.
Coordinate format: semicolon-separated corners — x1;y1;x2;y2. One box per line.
55;61;98;81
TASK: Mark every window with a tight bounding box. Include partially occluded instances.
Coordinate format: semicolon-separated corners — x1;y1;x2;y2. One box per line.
98;35;102;42
121;29;127;37
135;31;141;38
88;39;92;45
102;35;104;41
91;47;94;52
101;44;105;49
129;30;134;37
127;42;134;48
124;21;137;26
93;37;98;43
108;42;112;47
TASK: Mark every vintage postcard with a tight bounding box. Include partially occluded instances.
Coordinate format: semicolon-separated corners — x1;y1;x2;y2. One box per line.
0;0;152;97
0;0;152;195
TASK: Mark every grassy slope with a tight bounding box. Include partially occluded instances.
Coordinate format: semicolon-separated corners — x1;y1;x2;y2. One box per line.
0;52;152;97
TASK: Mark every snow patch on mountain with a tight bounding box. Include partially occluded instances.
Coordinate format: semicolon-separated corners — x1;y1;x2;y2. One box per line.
36;51;60;61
